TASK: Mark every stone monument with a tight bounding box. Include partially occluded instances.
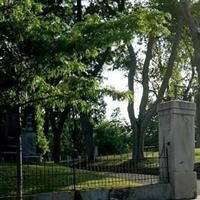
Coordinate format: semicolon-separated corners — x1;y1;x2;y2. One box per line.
22;113;37;161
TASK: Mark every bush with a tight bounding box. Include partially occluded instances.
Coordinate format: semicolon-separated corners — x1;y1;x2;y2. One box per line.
144;116;158;147
94;121;130;155
35;106;49;157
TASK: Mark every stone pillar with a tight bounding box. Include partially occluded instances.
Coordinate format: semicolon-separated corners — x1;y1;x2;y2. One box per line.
157;100;197;199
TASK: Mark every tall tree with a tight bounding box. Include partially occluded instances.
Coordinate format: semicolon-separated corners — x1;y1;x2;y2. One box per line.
108;0;184;160
1;0;168;162
84;0;174;161
180;0;200;139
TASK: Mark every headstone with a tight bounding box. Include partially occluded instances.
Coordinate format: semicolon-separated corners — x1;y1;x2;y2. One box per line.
22;113;37;160
22;131;37;157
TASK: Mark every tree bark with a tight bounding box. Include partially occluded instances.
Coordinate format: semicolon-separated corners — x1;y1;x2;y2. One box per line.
181;0;200;138
139;37;155;119
134;37;155;161
117;0;126;12
133;122;145;161
79;49;110;159
77;0;82;22
181;0;200;76
80;113;94;160
142;15;184;133
128;15;183;161
44;107;49;137
128;37;155;161
50;107;69;163
127;44;141;160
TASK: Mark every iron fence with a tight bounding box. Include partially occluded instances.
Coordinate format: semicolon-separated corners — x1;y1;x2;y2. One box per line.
0;146;168;198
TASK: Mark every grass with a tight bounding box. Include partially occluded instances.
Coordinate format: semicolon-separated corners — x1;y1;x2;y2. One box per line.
88;151;160;174
4;148;192;197
194;148;200;178
195;148;200;163
2;149;200;197
92;148;200;170
0;162;140;197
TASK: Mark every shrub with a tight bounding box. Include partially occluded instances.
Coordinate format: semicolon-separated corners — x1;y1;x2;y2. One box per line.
94;121;130;155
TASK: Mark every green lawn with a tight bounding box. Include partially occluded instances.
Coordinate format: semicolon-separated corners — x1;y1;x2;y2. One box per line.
90;151;160;172
93;148;200;168
0;150;160;196
194;148;200;178
195;148;200;162
4;148;200;197
0;162;139;197
89;148;200;175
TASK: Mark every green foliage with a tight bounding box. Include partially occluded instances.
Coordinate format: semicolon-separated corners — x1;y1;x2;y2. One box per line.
0;0;171;109
1;0;196;162
102;87;132;101
144;116;159;147
94;121;130;155
35;106;49;156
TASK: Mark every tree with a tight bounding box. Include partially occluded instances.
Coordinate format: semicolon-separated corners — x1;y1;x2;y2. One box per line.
102;0;183;160
180;0;200;140
94;120;130;155
1;0;169;163
83;0;174;161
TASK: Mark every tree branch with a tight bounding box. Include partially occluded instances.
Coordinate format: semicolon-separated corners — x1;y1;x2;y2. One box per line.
181;0;200;77
139;36;154;119
142;14;184;132
127;44;138;133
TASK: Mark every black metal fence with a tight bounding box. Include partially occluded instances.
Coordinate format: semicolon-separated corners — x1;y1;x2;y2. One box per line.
0;146;169;198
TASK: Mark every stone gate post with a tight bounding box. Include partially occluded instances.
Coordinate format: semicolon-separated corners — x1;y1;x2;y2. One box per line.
157;101;197;199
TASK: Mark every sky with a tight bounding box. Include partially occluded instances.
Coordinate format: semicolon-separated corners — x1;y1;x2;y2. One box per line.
102;69;142;122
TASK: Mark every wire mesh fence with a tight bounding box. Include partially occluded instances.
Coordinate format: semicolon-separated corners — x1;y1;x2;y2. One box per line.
0;161;17;197
0;146;169;198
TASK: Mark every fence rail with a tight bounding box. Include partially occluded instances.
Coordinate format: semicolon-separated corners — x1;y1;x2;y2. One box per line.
0;147;168;198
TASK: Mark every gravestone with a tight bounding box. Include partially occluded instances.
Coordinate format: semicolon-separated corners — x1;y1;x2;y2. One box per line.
22;114;37;160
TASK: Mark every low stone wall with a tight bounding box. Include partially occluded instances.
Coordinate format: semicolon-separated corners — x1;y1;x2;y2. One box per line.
80;184;171;200
1;184;171;200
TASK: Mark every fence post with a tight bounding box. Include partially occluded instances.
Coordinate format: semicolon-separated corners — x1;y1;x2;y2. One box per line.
72;153;76;192
17;106;23;200
157;100;197;199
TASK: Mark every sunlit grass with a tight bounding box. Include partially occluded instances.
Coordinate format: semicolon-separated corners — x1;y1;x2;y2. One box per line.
195;148;200;163
74;177;140;190
0;163;140;196
4;147;195;196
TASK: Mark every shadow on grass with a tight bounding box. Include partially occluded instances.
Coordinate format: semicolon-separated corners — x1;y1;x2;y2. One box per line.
78;157;160;176
195;163;200;179
0;163;138;197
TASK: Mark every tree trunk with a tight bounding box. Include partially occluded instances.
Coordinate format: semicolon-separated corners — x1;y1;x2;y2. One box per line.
181;0;200;143
133;123;145;161
127;44;143;161
141;15;183;133
77;0;82;22
50;107;69;163
52;130;61;163
80;113;94;160
128;15;183;161
44;107;49;137
50;115;62;163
